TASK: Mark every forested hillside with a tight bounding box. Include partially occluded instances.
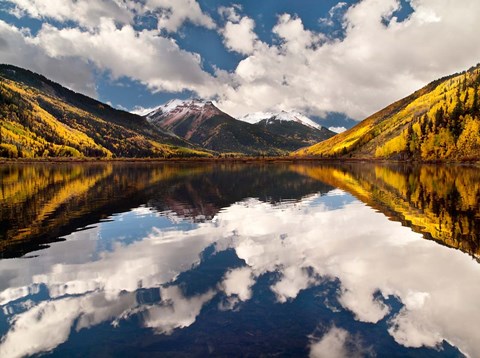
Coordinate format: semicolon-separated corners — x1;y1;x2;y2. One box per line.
297;64;480;160
0;65;208;158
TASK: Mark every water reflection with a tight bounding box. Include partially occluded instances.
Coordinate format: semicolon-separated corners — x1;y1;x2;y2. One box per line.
0;162;479;357
292;163;480;258
0;163;333;257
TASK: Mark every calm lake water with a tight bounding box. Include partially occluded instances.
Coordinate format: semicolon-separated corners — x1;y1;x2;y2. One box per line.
1;162;480;357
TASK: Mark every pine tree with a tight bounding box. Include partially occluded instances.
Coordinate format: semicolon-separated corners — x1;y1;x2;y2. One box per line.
473;84;479;115
435;107;445;127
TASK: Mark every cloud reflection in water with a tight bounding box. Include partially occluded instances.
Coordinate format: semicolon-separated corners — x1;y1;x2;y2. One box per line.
0;189;478;357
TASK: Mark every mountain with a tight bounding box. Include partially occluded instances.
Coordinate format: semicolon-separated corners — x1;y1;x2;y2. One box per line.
239;111;336;147
239;110;322;129
0;65;209;158
145;99;286;155
146;100;334;154
296;64;480;161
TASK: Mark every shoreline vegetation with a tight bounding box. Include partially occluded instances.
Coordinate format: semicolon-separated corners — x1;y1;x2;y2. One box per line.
1;156;479;165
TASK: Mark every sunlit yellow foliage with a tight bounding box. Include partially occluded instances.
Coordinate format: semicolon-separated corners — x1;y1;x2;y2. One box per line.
296;64;480;160
0;75;209;158
456;115;480;158
375;130;407;158
292;163;480;257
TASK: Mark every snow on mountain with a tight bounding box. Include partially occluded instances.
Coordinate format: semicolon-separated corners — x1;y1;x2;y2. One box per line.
145;99;215;122
238;111;322;130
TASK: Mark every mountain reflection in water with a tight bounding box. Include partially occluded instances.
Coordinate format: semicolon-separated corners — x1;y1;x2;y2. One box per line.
0;162;478;357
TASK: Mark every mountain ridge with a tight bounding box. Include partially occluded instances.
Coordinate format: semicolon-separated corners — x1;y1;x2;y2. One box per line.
144;98;335;154
238;110;323;130
0;64;209;158
296;64;480;161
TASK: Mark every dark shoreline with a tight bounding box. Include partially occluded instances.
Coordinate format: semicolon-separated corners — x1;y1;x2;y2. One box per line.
1;156;479;166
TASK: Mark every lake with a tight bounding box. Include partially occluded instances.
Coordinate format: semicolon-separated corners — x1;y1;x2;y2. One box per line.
0;161;479;357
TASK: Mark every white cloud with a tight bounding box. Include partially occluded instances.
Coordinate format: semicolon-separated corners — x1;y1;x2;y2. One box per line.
218;5;242;23
32;19;217;96
274;14;326;53
6;0;135;29
309;326;373;358
0;20;97;97
387;307;443;348
218;6;257;56
2;0;217;100
216;0;480;120
222;16;257;55
5;0;216;33
271;266;317;303
328;126;347;133
309;326;350;358
0;292;136;358
338;286;390;323
144;0;215;32
319;2;348;27
3;0;480;124
131;105;159;116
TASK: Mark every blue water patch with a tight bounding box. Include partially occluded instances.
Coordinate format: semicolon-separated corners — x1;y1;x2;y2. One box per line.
95;207;198;254
308;190;357;210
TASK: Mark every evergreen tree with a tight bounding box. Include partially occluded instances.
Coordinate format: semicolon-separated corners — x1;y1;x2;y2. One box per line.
435;107;445;127
473;84;479;114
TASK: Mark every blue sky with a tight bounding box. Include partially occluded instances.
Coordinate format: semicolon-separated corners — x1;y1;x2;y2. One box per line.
0;0;479;131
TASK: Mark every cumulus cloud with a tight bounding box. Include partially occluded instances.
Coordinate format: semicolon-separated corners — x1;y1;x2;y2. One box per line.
5;0;215;33
222;16;257;55
271;266;317;303
0;20;96;96
3;0;480;123
32;19;217;96
0;292;136;358
309;326;350;358
5;0;135;29
131;105;159;116
319;2;348;28
1;0;217;99
218;5;242;23
309;326;373;358
144;0;215;32
218;6;258;56
216;0;480;119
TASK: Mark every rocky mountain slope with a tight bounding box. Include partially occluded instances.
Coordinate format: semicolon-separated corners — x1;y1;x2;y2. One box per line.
239;111;335;148
145;99;332;154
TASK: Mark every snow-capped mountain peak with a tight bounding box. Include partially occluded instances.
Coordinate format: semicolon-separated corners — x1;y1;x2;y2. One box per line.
144;98;220;123
238;110;322;130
